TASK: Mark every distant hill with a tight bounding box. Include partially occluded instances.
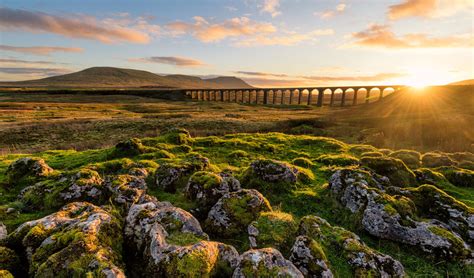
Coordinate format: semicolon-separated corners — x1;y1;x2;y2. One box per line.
448;79;474;85
0;67;253;89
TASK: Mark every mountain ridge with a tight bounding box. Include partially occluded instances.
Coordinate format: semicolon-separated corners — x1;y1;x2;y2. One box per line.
0;66;253;89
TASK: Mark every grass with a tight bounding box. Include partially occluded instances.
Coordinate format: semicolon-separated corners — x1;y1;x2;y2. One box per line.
1;130;473;276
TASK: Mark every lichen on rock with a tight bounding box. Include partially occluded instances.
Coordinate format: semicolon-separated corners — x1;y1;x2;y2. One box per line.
205;189;272;238
233;247;304;278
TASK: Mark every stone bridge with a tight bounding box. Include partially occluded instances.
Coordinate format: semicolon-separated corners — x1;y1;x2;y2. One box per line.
185;85;406;107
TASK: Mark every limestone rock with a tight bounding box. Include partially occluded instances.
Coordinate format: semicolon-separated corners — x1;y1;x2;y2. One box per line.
185;171;241;217
289;236;333;278
58;169;104;202
205;189;272;238
6;202;125;277
6;157;53;182
360;156;417;188
329;169;471;260
299;216;405;277
125;200;239;277
0;223;6;242
249;159;298;183
233;248;304;278
105;174;148;210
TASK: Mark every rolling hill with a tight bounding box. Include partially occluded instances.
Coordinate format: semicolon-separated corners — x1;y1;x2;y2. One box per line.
448;79;474;85
0;67;253;89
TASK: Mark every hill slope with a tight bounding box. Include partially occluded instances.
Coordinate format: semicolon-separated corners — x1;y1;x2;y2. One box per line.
449;79;474;85
0;67;253;89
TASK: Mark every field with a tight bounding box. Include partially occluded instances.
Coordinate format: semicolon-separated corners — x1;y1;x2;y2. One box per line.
0;87;473;277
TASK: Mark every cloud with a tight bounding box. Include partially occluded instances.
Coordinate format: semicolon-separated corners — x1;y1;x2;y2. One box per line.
0;44;83;55
129;56;206;67
388;0;474;20
315;3;347;19
234;29;334;47
0;7;150;43
235;71;288;77
301;72;406;82
0;67;71;76
350;24;473;48
261;0;281;17
166;16;276;42
0;58;62;65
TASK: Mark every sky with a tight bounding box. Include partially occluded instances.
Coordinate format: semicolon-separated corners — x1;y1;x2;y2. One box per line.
0;0;473;87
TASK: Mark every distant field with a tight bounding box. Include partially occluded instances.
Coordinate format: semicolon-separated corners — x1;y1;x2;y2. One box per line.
0;85;472;154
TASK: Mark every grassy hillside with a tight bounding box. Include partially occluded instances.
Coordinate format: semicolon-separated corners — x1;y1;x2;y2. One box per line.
0;67;253;89
1;130;473;276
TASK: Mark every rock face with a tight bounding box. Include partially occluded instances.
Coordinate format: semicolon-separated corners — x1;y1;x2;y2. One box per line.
6;202;125;277
360;156;417;188
155;153;210;193
233;248;304;278
125;200;239;277
6;157;53;182
185;171;241;217
0;223;6;242
289;236;333;278
329;169;471;260
298;216;405;277
205;189;272;238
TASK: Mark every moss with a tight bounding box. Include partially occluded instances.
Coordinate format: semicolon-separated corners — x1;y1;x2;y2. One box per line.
316;154;359;167
0;247;20;273
360;151;384;158
114;138;146;156
166;232;204;246
291;157;314;168
165;245;217;277
229;150;249;159
250;211;298;255
360;156;417;188
428;226;470;258
188;171;222;190
413;168;451;189
22;224;50;247
160;127;192;145
389;149;422;169
422;152;456;168
349;144;378;156
437;166;474;188
0;270;14;278
91;158;135;174
447;152;474;164
139;149;175;159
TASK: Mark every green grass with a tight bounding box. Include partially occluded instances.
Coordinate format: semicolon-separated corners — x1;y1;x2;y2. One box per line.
1;131;473;276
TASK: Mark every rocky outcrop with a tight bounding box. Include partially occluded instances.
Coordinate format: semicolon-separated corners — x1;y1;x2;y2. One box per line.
205;189;272;238
298;215;405;277
6;157;53;182
185;171;241;217
6;202;125;277
58;169;104;202
233;248;303;278
438;166;474;188
125;200;239;277
360;156;417;188
289;236;333;278
155;153;210;193
329;169;471;260
422;153;456;168
105;173;148;210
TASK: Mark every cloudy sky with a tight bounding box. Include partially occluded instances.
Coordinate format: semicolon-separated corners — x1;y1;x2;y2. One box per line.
0;0;472;86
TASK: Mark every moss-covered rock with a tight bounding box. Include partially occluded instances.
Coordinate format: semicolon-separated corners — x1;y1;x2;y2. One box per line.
205;189;272;238
155;153;210;193
6;202;125;277
114;138;147;156
124;199;239;277
316;154;359;167
289;235;333;277
404;184;474;244
360;151;384;158
160;127;192;145
6;157;53;183
329;169;471;261
298;215;405;277
247;211;297;255
241;159;313;193
349;145;379;156
413;168;451;188
437;166;474;188
360;156;417;187
185;171;240;218
389;149;422;169
233;248;304;277
422;152;456;168
0;247;20;275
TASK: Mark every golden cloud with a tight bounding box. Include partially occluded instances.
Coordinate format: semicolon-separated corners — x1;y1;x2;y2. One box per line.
129;56;206;67
0;7;150;43
388;0;473;20
0;44;83;55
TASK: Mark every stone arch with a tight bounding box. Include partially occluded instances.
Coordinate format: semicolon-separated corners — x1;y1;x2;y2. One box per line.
331;88;343;106
381;87;395;99
322;89;332;106
308;89;318;105
367;87;380;103
300;89;310;105
342;88;355;106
